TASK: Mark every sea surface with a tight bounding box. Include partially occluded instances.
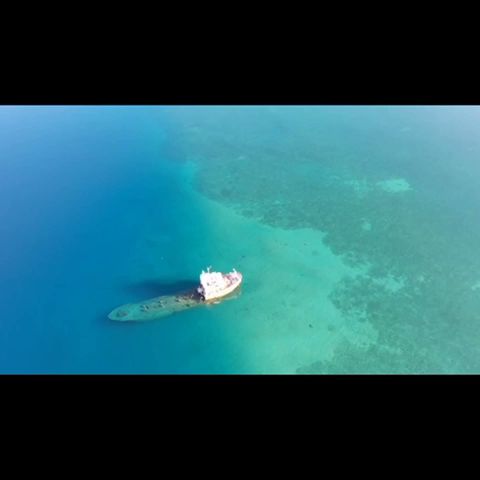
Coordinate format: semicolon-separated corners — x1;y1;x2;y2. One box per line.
1;105;480;373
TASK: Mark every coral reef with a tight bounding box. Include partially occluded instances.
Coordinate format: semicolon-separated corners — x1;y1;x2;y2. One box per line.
158;107;480;372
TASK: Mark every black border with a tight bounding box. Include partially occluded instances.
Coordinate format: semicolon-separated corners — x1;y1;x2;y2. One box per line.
4;6;478;105
3;374;480;402
2;375;479;434
3;45;479;105
4;73;479;105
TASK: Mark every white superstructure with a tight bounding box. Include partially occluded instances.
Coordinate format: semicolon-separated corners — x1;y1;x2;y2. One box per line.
197;266;243;301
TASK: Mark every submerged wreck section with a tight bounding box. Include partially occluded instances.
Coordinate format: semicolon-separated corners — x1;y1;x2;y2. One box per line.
108;287;241;322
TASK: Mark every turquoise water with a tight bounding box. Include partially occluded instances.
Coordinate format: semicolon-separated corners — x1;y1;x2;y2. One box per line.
1;105;480;373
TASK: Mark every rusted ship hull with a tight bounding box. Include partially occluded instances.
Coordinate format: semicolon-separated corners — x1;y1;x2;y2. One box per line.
108;287;241;322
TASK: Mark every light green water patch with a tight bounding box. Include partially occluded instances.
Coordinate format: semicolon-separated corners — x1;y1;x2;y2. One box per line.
376;178;412;193
344;177;412;196
361;219;372;231
471;281;480;291
176;162;377;373
344;178;372;198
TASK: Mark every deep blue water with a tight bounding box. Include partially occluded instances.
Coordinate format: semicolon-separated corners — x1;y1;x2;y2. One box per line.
0;107;227;373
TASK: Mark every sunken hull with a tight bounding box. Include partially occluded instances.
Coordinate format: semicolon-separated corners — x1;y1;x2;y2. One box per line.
108;287;241;322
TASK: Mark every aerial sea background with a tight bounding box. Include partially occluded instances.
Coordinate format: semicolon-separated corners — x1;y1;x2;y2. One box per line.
1;105;480;373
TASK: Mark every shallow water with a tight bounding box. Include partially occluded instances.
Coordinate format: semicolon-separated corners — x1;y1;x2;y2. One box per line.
1;106;480;373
